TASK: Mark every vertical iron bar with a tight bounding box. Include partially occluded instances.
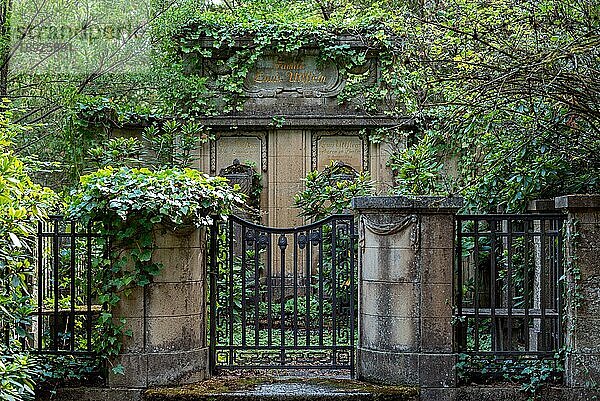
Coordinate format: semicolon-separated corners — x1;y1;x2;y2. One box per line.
507;218;514;350
228;219;234;364
524;219;530;351
267;232;273;346
456;217;464;352
318;226;324;347
86;229;92;352
209;218;218;374
241;225;247;347
52;219;59;351
350;218;356;378
331;219;337;366
293;232;299;347
37;221;43;352
254;233;260;347
280;235;286;366
540;218;547;352
70;221;76;352
474;219;480;352
490;218;497;352
305;230;311;347
557;218;565;351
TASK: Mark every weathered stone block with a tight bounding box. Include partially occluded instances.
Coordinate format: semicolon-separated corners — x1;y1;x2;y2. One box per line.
421;248;453;285
571;222;600;250
360;314;420;352
118;317;145;353
357;347;419;385
571;211;600;224
420;388;456;401
362;218;418;250
360;281;419;318
566;353;600;388
109;353;148;388
146;281;204;317
146;315;204;352
571;250;600;280
146;348;209;387
570;318;600;353
153;227;202;249
352;196;464;212
555;194;600;210
47;388;144;401
421;283;452;318
361;246;417;282
576;276;600;316
420;215;455;250
421;318;453;353
419;354;457;388
152;247;204;283
113;287;145;319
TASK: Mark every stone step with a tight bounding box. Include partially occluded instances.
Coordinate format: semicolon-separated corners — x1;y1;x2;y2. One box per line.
144;377;419;401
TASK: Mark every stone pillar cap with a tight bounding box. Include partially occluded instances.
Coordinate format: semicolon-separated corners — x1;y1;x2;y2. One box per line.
352;195;464;212
555;194;600;210
527;199;558;212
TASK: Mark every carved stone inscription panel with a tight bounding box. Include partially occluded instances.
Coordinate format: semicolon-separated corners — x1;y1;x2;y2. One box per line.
313;133;367;172
243;55;344;98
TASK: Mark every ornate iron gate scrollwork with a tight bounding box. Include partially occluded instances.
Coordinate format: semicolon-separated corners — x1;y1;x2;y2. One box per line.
209;215;357;375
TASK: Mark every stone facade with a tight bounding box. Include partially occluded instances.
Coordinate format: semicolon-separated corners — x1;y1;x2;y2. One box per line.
109;226;208;388
352;196;463;389
114;38;413;228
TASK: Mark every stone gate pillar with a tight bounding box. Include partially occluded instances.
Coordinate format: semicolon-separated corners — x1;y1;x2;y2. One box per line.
555;194;600;388
352;196;462;390
109;226;208;388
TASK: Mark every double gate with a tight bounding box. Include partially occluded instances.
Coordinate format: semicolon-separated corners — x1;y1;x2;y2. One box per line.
209;214;357;374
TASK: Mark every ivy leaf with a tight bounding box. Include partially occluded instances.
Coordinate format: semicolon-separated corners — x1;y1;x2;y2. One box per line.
111;364;125;375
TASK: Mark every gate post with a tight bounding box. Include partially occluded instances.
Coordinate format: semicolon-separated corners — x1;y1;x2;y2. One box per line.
109;226;209;388
352;196;462;390
555;194;600;388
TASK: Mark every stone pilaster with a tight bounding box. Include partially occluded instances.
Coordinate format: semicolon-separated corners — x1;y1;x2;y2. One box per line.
555;195;600;388
352;196;463;389
109;226;208;388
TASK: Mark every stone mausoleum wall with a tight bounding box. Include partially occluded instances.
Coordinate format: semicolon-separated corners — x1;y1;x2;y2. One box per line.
114;36;413;228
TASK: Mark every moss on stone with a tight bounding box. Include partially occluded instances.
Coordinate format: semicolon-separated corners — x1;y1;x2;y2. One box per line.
144;377;418;401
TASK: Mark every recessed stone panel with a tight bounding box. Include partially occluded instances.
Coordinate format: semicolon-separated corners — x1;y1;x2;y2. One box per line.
316;135;363;171
215;136;263;173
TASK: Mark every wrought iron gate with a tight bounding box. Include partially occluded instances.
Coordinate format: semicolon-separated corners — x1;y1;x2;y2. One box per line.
209;214;357;374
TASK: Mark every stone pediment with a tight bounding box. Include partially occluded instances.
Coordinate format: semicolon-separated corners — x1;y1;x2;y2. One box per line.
190;35;381;116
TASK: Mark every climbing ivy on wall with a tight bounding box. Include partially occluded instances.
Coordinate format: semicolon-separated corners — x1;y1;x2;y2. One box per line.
67;167;245;372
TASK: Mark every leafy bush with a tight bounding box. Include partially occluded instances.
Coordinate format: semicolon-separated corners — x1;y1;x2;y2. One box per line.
294;161;374;221
388;132;452;196
0;102;58;400
0;354;38;401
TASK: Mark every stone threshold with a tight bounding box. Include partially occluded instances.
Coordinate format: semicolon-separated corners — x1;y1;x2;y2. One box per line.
144;377;419;401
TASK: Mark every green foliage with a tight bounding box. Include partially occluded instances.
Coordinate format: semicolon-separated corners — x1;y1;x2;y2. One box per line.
67;167;245;370
456;353;563;400
0;103;58;401
0;353;38;401
142;120;214;169
294;161;374;221
88;137;143;170
388;132;451;196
